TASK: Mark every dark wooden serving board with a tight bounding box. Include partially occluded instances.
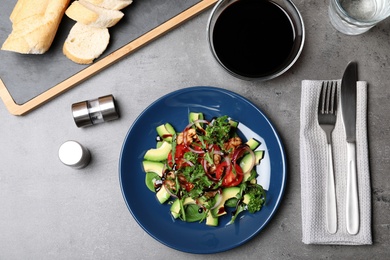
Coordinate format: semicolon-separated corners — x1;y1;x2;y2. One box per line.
0;0;218;115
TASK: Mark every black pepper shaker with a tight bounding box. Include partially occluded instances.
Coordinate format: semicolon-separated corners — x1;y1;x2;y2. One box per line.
72;95;119;128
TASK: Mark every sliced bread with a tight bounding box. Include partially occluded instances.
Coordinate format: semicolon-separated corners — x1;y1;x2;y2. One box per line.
83;0;133;11
65;0;124;28
63;22;110;64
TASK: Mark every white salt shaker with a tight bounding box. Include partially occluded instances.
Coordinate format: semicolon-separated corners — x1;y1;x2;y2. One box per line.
58;140;91;169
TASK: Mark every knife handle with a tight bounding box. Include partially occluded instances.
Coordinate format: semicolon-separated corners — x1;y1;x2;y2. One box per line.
326;143;337;234
346;142;359;235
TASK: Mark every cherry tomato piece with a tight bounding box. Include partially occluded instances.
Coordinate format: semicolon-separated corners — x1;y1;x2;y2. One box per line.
215;161;243;187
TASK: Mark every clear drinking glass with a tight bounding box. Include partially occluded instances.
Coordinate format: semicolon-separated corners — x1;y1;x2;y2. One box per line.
329;0;390;35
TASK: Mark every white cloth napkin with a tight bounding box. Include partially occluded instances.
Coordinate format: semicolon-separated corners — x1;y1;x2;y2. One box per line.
300;80;372;245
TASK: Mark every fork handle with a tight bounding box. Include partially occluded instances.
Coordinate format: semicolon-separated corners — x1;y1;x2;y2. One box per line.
326;143;337;234
346;142;359;235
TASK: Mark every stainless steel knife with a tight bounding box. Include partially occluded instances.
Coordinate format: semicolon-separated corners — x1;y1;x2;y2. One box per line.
340;61;359;235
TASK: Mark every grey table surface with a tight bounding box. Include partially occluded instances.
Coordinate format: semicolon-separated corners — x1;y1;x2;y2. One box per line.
0;1;389;259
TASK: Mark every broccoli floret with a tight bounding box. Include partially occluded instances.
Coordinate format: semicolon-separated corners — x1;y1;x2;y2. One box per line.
228;203;246;225
244;184;266;213
227;183;266;224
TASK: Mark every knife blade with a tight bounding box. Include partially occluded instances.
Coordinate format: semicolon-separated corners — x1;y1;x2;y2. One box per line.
340;61;359;235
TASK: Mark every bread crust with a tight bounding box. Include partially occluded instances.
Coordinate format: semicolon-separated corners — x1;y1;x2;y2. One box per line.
63;45;94;64
83;0;133;10
2;0;70;54
65;0;124;28
63;22;110;64
65;1;99;26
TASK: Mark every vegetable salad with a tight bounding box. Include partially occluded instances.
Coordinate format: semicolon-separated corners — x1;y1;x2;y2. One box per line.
142;112;266;226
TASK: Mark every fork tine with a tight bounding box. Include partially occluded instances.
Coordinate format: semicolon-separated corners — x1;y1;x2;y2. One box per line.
320;81;337;115
326;82;331;114
319;82;326;114
330;81;337;114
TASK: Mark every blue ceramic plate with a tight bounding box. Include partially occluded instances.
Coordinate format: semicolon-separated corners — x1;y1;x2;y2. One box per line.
119;86;286;254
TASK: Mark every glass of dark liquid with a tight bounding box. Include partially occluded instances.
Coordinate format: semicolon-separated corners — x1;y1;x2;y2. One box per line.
207;0;305;81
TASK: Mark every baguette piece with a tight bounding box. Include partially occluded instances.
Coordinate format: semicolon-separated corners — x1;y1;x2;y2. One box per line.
83;0;133;10
65;0;124;28
2;0;70;54
9;0;26;23
63;22;110;64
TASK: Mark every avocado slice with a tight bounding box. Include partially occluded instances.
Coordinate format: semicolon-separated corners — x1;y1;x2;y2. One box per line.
243;193;251;205
156;185;171;204
156;123;176;143
215;187;241;216
206;211;218;226
142;160;165;177
189;112;204;123
245;138;261;150
170;199;181;218
165;123;175;135
228;119;239;128
240;150;264;176
243;169;257;183
189;112;204;129
144;141;172;161
170;197;196;219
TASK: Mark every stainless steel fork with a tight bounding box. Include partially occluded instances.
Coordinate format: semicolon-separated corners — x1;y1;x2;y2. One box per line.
318;81;338;234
